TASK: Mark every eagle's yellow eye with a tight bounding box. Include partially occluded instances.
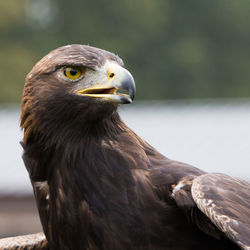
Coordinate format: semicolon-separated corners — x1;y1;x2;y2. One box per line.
63;67;84;80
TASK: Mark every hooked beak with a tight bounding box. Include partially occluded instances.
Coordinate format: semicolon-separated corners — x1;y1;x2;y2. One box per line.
77;63;136;104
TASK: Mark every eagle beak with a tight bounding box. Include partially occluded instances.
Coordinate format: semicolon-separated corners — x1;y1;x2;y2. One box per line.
77;64;136;104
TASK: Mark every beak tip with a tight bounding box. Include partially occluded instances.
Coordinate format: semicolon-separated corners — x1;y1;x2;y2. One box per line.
120;96;133;104
122;74;136;104
127;98;133;104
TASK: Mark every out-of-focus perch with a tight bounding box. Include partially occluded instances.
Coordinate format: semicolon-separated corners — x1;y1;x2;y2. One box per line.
0;232;48;250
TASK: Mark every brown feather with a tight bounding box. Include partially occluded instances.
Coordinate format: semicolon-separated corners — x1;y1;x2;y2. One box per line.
192;173;250;249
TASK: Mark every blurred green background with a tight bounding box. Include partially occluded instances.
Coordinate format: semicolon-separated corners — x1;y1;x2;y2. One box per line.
1;0;250;102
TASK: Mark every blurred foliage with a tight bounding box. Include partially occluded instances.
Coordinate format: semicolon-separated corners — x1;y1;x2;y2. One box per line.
1;0;250;102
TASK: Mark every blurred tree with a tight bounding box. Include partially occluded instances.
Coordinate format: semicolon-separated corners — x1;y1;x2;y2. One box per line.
1;0;250;102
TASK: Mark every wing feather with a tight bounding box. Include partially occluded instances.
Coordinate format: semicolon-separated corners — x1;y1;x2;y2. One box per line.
191;173;250;249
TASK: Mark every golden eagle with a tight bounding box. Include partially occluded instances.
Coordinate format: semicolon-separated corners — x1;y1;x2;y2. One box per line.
0;45;249;249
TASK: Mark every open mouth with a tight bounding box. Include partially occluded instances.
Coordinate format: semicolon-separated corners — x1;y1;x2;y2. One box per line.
77;87;129;97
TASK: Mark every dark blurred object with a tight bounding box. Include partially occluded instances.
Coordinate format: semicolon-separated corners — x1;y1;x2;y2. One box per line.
1;0;250;102
0;194;42;238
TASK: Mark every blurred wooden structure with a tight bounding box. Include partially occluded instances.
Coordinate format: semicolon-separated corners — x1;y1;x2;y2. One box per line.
0;194;42;238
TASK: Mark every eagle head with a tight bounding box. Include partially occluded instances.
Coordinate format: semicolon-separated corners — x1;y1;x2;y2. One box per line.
20;44;136;143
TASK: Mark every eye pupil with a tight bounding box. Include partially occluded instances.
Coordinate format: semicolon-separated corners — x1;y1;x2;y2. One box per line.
70;69;77;76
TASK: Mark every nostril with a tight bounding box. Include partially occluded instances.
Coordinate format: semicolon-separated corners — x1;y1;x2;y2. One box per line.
109;73;115;78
